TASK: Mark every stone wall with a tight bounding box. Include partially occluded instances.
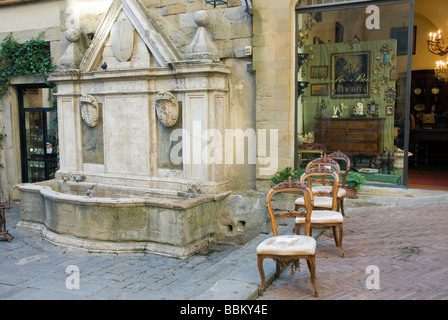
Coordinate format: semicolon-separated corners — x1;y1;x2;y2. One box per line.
139;0;252;59
0;0;296;246
252;0;296;187
0;0;112;201
0;0;258;199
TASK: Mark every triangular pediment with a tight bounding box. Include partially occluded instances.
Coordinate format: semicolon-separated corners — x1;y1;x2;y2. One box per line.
80;0;187;72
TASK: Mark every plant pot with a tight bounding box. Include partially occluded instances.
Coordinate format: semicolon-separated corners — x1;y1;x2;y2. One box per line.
343;186;358;198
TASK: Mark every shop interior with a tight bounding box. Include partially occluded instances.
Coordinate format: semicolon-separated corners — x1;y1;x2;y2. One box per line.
296;0;448;191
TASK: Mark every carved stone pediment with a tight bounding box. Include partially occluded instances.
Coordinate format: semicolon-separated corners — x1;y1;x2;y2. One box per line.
80;95;100;127
80;0;186;71
155;91;179;128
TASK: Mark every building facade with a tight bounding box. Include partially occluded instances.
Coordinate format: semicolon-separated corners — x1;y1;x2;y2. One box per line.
0;0;446;246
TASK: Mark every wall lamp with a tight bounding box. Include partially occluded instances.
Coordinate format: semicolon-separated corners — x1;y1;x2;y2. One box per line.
298;81;309;97
205;0;228;8
297;53;309;70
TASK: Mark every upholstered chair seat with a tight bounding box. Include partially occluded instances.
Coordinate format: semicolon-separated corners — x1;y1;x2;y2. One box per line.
295;210;343;225
257;235;316;256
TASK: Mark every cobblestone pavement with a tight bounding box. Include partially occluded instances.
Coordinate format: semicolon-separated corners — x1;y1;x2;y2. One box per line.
0;203;241;300
257;202;448;300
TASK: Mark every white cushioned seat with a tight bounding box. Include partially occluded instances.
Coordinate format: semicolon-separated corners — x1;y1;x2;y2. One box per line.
295;196;333;209
256;235;316;256
295;210;343;224
312;185;346;197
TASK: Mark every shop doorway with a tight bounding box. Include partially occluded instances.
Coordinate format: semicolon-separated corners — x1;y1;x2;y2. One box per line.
19;85;58;183
408;68;448;190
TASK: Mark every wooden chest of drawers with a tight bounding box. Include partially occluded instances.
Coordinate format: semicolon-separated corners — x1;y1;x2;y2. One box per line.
315;118;384;156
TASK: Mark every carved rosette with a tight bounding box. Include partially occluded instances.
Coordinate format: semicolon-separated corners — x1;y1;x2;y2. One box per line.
80;95;100;128
272;177;305;190
155;91;179;128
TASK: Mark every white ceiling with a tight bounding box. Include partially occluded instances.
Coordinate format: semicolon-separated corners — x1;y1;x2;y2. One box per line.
415;0;448;31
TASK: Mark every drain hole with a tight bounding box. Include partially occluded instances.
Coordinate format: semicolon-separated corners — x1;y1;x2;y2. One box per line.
237;221;246;233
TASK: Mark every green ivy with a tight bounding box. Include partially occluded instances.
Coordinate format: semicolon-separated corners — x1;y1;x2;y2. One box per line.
0;31;56;97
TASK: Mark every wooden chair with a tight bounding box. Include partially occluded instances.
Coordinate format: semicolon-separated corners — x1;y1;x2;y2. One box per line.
297;143;326;168
295;153;349;216
294;156;341;213
295;165;345;257
257;177;318;297
327;150;351;216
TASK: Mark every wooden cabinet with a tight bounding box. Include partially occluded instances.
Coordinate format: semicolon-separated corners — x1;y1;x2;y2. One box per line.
315;118;384;156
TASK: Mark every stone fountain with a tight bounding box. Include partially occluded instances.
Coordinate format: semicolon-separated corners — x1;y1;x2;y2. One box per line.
17;0;235;259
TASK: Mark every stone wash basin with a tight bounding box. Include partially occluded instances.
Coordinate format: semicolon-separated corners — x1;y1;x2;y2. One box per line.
16;180;227;259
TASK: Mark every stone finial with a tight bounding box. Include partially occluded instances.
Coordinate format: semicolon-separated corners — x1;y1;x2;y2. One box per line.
194;10;210;27
59;28;86;69
184;10;220;62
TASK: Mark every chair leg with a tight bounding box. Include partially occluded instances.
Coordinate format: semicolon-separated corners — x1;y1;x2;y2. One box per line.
331;225;338;246
331;225;345;257
306;256;319;297
275;261;281;278
339;198;345;216
338;225;345;257
257;256;266;296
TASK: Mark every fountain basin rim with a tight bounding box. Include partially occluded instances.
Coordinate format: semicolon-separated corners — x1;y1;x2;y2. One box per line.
16;183;230;210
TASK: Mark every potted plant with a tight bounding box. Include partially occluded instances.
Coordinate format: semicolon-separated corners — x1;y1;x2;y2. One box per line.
344;172;367;198
270;167;300;186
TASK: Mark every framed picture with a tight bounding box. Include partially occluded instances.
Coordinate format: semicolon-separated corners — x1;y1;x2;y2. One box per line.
368;100;379;117
389;67;398;81
310;66;328;79
331;52;370;98
391;26;416;55
385;86;396;103
310;83;329;96
377;44;394;69
386;105;394;115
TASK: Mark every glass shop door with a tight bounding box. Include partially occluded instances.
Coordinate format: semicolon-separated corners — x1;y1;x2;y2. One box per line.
19;85;58;183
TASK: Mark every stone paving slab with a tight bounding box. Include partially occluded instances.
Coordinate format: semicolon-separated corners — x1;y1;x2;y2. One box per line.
1;186;448;301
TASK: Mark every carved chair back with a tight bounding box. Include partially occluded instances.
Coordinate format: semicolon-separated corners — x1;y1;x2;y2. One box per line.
266;178;314;237
327;150;351;187
305;157;341;188
300;165;340;211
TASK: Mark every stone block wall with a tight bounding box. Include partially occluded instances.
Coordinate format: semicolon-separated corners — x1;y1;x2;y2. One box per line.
252;0;296;185
139;0;253;59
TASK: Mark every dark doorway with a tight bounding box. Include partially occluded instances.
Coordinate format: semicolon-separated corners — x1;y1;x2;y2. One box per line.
19;85;58;183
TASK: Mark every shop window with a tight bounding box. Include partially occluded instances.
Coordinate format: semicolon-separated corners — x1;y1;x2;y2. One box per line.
296;1;413;187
